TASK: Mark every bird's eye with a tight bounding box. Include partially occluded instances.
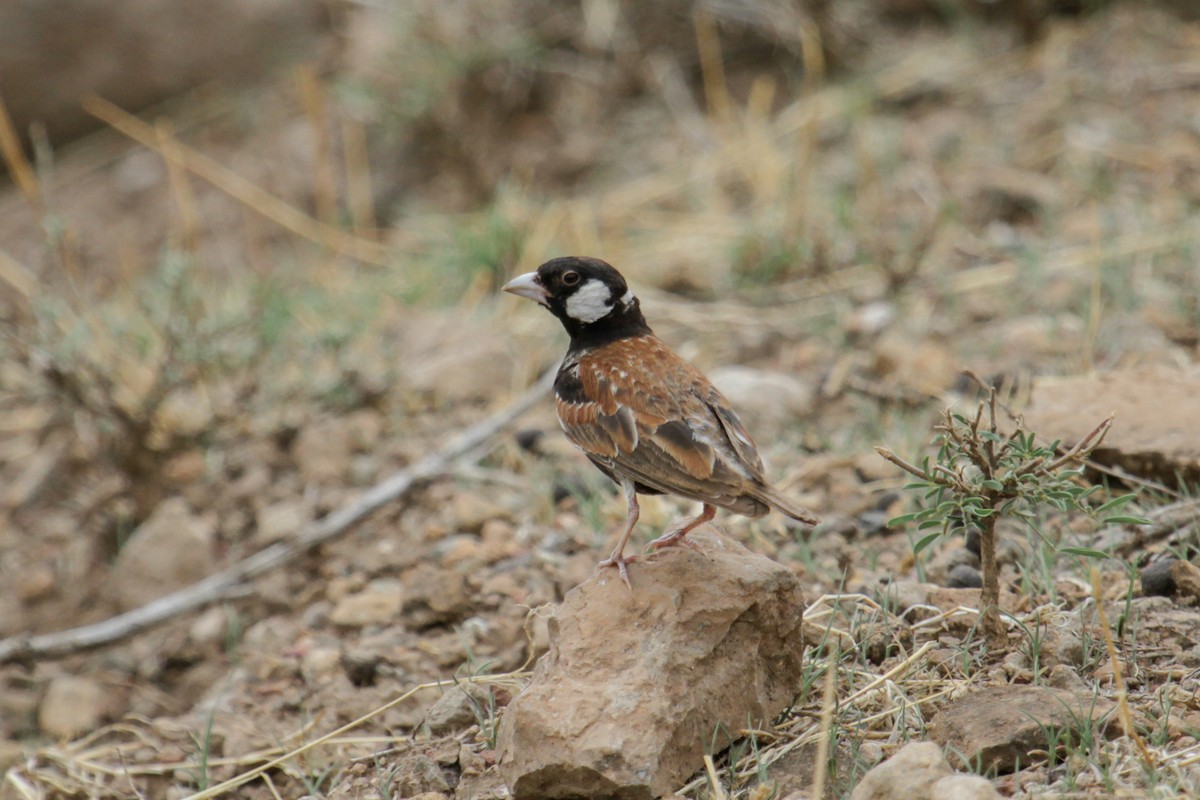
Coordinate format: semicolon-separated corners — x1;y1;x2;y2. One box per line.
562;271;581;286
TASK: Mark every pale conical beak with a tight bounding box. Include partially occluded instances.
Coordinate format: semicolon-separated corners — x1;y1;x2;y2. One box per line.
502;271;549;306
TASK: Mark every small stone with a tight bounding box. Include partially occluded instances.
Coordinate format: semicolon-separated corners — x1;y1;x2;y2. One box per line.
16;563;56;603
392;753;451;796
189;606;229;647
301;646;343;683
402;565;470;629
39;676;107;738
329;579;403;627
453;495;510;533
480;519;520;562
254;499;310;543
1047;664;1088;692
154;387;214;438
929;773;1001;800
1141;559;1177;596
850;741;952;800
846;301;896;339
925;544;979;586
422;683;493;736
946;564;983;589
111;497;217;610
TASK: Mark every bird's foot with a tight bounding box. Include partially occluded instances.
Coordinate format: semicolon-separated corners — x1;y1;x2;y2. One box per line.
595;551;638;590
644;529;702;553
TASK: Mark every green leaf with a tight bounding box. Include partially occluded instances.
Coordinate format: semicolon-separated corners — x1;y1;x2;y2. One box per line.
1095;494;1135;514
918;519;944;530
1059;546;1111;560
1104;515;1152;526
888;513;922;527
913;531;942;555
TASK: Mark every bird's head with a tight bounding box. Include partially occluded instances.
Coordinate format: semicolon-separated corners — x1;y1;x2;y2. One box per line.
503;256;649;344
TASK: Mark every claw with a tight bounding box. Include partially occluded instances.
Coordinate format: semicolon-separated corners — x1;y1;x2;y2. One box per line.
596;552;637;590
644;529;702;553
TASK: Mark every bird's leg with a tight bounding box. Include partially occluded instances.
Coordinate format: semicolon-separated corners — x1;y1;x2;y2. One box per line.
595;479;639;589
645;503;716;552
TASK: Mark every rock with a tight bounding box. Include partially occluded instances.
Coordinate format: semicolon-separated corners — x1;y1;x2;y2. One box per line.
924;543;979;586
707;366;815;431
928;686;1117;773
423;683;493;736
846;301;896;339
946;564;983;589
874;579;937;620
850;741;952;800
1047;664;1088;692
1023;365;1200;486
1170;560;1200;601
402;565;471;629
391;753;452;796
1141;558;1177;596
39;676;107;738
329;579;403;627
110;497;217;610
254;498;310;543
497;527;806;800
929;774;1001;800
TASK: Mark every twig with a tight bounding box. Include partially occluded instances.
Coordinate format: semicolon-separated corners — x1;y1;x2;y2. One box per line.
0;370;554;663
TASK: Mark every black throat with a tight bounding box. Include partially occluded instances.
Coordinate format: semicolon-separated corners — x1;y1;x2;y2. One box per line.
561;300;653;355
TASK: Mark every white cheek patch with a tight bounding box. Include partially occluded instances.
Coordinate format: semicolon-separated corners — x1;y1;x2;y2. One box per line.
620;288;635;307
565;279;615;323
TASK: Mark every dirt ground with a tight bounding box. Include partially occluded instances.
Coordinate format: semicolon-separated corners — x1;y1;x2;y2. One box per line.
2;1;1200;798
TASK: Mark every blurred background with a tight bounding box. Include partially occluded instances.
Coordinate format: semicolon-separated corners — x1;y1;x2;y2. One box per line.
1;1;1199;797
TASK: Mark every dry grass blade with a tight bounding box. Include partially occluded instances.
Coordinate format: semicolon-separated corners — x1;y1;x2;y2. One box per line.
1090;567;1155;769
0;92;42;214
703;753;728;800
808;645;838;799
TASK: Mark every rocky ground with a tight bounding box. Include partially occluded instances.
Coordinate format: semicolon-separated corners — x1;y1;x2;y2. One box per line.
2;2;1200;798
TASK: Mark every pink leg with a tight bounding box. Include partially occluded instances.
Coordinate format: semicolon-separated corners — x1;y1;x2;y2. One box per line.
645;504;716;552
595;479;639;589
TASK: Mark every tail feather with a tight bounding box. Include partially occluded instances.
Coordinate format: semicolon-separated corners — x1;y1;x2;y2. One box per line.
755;484;820;526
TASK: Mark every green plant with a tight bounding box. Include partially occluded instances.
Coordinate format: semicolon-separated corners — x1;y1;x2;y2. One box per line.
877;385;1144;650
186;707;218;791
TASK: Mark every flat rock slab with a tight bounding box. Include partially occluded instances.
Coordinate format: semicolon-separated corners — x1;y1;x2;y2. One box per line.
1023;365;1200;486
929;685;1117;774
497;527;806;799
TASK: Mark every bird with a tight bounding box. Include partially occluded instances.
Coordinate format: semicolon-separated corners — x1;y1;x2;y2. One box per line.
503;256;819;588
